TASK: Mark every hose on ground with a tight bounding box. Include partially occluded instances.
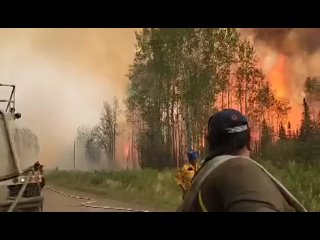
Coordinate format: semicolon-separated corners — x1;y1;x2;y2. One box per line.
45;186;149;212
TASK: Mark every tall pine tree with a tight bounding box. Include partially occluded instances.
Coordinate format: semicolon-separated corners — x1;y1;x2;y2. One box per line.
261;119;272;155
287;121;292;139
279;122;286;140
299;98;312;141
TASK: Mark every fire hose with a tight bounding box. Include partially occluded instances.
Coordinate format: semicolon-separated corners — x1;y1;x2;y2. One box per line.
45;186;149;212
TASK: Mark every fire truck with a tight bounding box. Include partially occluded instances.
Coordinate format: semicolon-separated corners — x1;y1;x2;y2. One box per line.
0;84;44;212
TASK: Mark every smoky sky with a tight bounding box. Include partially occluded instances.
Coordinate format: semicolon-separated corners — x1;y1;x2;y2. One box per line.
248;28;320;55
0;28;137;169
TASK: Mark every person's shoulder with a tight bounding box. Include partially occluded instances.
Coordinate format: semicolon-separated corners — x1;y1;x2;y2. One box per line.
215;156;260;171
204;156;264;185
210;157;283;196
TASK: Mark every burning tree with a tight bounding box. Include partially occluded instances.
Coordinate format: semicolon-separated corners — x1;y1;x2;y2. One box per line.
260;119;273;153
278;122;287;140
287;121;292;139
299;98;313;141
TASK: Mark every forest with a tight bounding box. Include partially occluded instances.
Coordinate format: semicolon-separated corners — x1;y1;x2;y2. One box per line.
125;28;320;169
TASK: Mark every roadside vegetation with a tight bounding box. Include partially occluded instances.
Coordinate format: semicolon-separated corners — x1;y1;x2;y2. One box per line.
46;158;320;211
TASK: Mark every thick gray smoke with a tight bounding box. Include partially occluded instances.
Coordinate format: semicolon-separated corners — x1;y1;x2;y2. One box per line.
0;29;137;170
242;28;320;55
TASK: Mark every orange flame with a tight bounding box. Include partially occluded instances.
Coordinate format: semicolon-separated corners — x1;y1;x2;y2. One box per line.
267;54;301;131
268;54;288;99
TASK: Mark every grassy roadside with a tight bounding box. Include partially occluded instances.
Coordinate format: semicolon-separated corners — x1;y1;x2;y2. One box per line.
45;169;181;211
258;160;320;211
46;160;320;212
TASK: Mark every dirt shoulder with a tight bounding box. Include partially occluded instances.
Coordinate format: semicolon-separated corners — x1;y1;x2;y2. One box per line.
43;186;159;212
45;183;177;212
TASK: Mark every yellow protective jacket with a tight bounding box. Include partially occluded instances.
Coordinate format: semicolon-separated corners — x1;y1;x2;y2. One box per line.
175;163;199;191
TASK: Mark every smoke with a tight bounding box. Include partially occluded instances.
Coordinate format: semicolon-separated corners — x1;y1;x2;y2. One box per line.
241;28;320;55
0;28;137;169
240;28;320;128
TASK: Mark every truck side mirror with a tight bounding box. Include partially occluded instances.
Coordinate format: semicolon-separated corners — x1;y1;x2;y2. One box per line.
14;113;21;119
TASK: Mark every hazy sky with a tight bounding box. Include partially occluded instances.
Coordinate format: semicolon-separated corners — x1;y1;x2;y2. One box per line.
0;28;137;168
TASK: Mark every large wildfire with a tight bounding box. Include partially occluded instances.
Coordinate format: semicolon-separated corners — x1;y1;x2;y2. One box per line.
124;29;320;165
242;28;320;131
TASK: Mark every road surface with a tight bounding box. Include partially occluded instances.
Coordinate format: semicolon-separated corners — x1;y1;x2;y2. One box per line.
0;185;154;212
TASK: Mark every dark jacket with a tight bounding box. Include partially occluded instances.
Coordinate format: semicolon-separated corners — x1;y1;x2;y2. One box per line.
178;157;299;212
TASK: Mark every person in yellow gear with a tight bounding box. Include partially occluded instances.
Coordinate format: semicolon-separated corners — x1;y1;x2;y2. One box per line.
175;150;199;199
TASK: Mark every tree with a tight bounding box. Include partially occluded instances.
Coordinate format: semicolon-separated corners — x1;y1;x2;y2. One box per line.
126;28;247;169
92;99;120;167
272;98;291;134
299;98;312;141
111;97;120;167
315;111;320;137
261;119;273;155
287;121;292;139
235;39;265;117
76;125;92;142
76;125;101;165
126;28;284;169
84;136;101;165
76;99;120;168
278;122;287;140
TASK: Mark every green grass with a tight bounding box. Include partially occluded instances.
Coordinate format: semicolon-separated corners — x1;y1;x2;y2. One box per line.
46;161;320;212
260;160;320;211
45;169;181;211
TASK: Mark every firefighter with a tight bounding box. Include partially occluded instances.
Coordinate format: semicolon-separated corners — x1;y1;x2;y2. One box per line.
178;109;306;212
34;161;41;171
34;161;45;188
175;150;199;199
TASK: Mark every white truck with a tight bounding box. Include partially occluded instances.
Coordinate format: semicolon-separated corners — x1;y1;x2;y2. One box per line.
0;84;44;212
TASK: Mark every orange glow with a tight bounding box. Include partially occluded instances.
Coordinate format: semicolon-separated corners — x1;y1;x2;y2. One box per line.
288;102;302;131
268;54;288;99
267;54;301;131
124;143;130;160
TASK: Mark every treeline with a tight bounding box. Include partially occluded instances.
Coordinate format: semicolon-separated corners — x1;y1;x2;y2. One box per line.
260;81;320;165
77;98;120;168
126;28;292;169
